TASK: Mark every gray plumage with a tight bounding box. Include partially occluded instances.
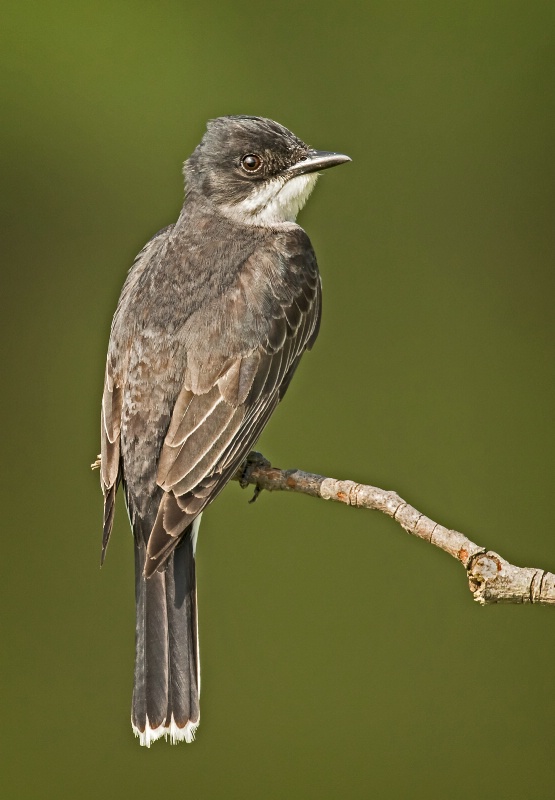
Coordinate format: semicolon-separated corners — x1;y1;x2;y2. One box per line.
99;115;350;745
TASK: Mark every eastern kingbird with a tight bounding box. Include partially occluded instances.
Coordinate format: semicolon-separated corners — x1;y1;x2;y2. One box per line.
99;115;350;746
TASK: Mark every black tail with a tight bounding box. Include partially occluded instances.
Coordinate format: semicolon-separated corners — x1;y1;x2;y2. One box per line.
132;529;200;746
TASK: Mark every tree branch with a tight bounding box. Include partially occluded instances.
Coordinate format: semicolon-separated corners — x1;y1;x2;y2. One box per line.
236;453;555;606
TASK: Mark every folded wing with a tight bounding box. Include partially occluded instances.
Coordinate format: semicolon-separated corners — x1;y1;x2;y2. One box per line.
144;232;321;576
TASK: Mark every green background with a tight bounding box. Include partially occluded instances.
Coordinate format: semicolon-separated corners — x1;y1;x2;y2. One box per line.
2;1;554;797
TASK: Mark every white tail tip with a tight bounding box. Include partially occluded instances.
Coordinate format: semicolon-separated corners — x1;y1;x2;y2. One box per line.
132;714;199;747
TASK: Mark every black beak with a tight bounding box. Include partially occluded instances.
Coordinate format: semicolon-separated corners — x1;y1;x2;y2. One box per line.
287;149;352;176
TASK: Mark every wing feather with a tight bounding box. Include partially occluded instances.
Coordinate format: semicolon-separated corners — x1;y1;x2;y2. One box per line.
101;381;122;488
100;369;122;562
158;395;237;487
169;408;244;496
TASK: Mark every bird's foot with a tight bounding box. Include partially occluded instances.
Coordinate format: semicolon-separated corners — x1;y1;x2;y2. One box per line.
239;451;270;503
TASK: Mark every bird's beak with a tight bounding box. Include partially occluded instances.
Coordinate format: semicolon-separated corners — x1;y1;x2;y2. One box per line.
287;149;352;176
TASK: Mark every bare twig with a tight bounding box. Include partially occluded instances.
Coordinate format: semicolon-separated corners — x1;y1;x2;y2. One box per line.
236;453;555;606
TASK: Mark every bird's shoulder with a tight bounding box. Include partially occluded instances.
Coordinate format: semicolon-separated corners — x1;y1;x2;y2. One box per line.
175;221;320;389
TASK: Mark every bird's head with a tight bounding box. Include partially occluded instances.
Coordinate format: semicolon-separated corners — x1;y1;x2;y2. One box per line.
184;115;351;226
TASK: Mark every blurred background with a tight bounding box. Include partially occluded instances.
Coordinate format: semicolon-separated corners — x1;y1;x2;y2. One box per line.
2;1;554;797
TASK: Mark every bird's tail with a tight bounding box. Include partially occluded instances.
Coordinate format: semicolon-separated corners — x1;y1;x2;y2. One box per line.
132;528;200;746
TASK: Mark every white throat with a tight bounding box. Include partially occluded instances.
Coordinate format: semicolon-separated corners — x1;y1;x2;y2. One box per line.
221;173;319;226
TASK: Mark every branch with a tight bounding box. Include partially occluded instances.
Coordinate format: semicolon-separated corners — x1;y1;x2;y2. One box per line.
236;453;555;606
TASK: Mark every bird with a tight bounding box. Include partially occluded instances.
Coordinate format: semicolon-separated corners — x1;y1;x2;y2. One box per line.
98;115;350;746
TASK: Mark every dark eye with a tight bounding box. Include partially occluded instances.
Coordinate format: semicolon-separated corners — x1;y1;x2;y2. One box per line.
241;154;263;173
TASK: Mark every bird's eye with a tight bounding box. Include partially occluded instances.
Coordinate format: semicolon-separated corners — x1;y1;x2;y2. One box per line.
241;154;263;173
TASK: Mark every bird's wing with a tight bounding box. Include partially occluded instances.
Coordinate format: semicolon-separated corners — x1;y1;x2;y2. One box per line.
144;230;321;576
100;226;173;562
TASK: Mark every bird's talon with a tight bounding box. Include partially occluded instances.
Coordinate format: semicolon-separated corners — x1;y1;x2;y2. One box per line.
248;485;263;504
